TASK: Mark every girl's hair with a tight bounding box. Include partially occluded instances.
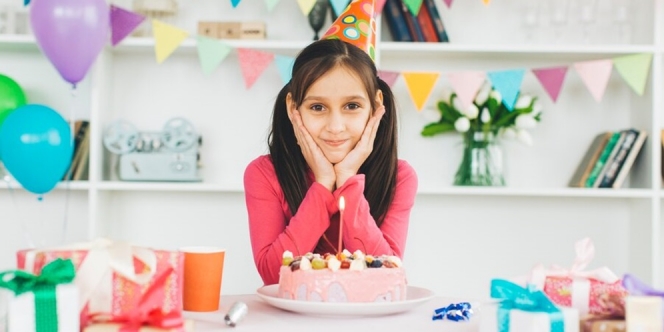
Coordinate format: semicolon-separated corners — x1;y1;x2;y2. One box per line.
268;39;398;226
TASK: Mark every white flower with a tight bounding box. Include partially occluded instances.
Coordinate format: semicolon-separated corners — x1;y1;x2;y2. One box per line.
452;95;464;113
421;108;441;123
454;117;470;132
517;129;533;146
489;90;502;105
440;87;454;104
475;82;491;105
532;100;543;115
514;95;533;109
501;127;518;139
464;103;479;120
480;107;491;123
515;114;538;129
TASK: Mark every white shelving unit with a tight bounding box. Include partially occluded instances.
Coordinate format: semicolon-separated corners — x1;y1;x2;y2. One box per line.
0;0;663;298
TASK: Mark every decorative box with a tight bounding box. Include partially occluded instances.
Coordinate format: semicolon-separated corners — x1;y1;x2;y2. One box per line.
580;317;625;332
0;259;79;332
16;239;184;320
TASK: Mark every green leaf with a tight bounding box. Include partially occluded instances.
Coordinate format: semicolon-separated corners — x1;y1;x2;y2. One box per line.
421;122;455;136
438;101;460;122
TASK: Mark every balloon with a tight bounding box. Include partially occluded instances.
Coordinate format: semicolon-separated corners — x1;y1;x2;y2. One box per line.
0;104;73;194
0;74;27;128
30;0;110;86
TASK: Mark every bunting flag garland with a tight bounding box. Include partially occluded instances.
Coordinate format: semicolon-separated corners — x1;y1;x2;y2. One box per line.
443;0;453;8
237;48;275;89
532;66;568;102
613;53;653;96
402;72;439;111
196;36;232;75
377;70;400;88
231;0;242;8
265;0;281;12
483;0;492;5
297;0;317;16
487;69;525;111
110;5;145;47
447;71;486;110
330;0;351;17
574;59;613;102
375;0;387;14
153;20;189;64
403;0;424;16
275;55;295;84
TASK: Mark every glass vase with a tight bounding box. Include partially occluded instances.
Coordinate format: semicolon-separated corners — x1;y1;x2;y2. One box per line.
453;130;505;186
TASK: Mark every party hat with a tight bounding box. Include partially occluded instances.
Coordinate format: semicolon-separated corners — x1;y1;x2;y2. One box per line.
321;0;377;61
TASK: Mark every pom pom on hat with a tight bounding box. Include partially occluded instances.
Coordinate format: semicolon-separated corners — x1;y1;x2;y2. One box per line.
321;0;377;61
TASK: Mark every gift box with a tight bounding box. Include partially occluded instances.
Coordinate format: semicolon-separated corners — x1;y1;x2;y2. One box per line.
83;319;194;332
16;239;184;320
479;279;579;332
621;273;664;332
518;238;627;316
579;317;625;332
0;259;79;332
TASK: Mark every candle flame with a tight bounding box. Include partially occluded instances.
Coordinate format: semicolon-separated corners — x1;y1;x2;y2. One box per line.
339;196;345;211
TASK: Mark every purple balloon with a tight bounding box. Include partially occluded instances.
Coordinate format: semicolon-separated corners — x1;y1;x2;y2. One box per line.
30;0;109;86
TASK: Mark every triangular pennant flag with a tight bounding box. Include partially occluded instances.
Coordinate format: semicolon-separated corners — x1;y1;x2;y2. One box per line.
265;0;281;12
153;20;189;64
377;70;400;87
297;0;317;16
275;55;295;85
443;0;453;8
402;72;439;111
403;0;424;15
237;48;275;89
483;0;491;4
573;59;613;102
613;53;652;96
196;36;232;75
447;71;486;110
231;0;242;8
487;69;526;111
375;0;387;14
110;5;145;46
330;0;350;17
532;66;568;102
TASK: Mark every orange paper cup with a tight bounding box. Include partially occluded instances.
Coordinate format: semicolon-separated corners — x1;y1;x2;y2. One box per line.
180;246;225;312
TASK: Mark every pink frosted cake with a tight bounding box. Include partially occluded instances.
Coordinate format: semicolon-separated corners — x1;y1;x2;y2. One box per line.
277;249;408;302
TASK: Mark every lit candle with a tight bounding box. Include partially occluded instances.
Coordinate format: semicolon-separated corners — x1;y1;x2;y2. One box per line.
338;196;345;255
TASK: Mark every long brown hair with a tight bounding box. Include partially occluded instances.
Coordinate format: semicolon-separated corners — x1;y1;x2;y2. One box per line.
268;39;398;226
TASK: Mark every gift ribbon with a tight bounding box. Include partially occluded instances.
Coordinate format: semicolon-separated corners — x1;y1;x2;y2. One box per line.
622;273;664;296
21;238;158;313
0;258;75;332
526;238;619;315
491;279;565;332
432;302;473;321
103;266;185;332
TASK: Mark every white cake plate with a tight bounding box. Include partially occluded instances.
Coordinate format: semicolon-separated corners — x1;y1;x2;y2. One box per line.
256;284;435;316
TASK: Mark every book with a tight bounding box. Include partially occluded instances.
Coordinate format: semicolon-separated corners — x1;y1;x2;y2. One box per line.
72;126;90;181
399;0;425;42
383;0;413;42
611;130;647;188
415;0;439;42
63;120;89;181
598;129;638;188
423;0;450;42
585;131;621;187
592;131;627;188
568;132;612;187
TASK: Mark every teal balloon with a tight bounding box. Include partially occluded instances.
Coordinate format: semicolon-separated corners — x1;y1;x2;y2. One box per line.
0;104;73;194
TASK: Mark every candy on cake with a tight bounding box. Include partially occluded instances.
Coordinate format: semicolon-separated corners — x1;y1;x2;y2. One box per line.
277;249;408;303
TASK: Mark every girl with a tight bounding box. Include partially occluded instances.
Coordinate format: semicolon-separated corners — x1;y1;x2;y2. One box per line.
244;38;418;285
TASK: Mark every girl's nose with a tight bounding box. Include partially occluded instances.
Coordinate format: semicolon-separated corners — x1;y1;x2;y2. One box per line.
326;111;344;133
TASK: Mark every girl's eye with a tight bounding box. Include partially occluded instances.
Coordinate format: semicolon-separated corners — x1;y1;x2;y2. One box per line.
346;103;361;110
310;104;325;112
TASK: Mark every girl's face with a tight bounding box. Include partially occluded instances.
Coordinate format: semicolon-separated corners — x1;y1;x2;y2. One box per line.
289;66;382;164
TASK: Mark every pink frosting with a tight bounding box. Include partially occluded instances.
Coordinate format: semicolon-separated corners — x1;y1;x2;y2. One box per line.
278;266;408;302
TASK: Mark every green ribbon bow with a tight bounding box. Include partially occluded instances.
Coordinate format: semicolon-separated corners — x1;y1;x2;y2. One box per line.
490;279;565;332
0;258;76;332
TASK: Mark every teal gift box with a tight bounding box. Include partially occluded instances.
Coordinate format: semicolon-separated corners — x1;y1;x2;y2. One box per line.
479;279;579;332
0;258;79;332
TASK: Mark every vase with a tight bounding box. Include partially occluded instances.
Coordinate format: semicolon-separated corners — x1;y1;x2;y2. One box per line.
453;130;505;186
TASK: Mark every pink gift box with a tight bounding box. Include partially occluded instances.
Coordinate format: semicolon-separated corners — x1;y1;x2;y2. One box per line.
16;239;184;320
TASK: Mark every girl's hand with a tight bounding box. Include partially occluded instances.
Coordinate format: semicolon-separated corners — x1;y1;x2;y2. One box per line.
289;109;336;191
334;106;385;188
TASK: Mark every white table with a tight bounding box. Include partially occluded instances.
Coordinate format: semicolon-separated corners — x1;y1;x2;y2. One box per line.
183;294;481;331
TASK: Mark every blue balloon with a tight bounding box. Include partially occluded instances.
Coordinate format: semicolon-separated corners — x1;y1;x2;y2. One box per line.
0;104;73;194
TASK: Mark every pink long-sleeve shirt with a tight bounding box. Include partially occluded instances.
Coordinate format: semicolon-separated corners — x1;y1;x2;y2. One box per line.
244;155;418;285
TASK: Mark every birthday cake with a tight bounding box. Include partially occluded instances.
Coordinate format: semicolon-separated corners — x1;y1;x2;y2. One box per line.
277;249;408;302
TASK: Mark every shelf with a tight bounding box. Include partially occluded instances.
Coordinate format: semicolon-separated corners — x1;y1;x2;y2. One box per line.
0;34;39;51
96;181;243;193
417;187;654;198
0;180;90;191
111;37;311;54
